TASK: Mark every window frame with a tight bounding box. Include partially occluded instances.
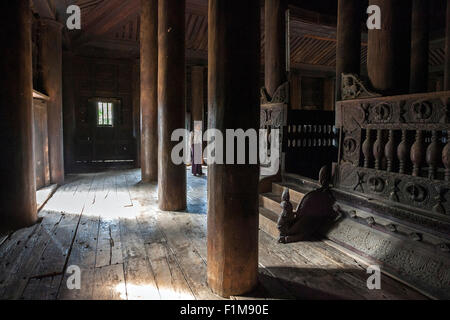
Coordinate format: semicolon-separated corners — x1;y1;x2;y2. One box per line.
97;101;114;127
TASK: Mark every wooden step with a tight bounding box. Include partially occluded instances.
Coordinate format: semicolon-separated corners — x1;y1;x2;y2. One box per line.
272;182;307;204
259;207;279;238
282;173;321;190
259;192;300;214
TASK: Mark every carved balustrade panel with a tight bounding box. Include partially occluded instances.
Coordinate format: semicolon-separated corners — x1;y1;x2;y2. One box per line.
335;91;450;221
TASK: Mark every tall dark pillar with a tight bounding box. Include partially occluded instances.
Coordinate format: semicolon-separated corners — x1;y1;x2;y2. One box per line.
191;66;204;125
62;51;76;173
40;19;64;184
336;0;362;100
410;0;429;93
207;0;261;297
158;0;186;211
141;0;158;182
367;0;412;95
445;0;450;91
132;60;141;169
0;0;37;231
265;0;287;97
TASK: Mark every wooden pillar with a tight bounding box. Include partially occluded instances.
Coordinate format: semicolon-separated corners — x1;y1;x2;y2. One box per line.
265;0;287;97
141;0;158;181
62;51;76;173
207;0;261;297
191;66;204;125
336;0;362;101
410;0;429;93
0;0;37;231
158;0;186;211
40;19;64;184
445;0;450;91
367;0;412;95
132;59;141;169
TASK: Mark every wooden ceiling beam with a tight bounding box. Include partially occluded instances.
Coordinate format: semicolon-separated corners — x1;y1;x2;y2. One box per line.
72;0;140;48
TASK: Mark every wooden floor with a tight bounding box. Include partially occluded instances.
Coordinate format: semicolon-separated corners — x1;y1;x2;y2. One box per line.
0;169;426;300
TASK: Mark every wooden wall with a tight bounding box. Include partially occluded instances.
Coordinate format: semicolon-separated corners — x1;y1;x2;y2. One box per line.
71;56;136;164
33;96;50;189
290;70;335;111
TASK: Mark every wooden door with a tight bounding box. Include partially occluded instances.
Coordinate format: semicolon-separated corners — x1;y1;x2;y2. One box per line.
33;98;50;189
89;98;122;162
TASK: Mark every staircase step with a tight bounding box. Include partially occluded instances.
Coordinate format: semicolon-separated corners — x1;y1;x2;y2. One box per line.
259;192;299;214
272;182;308;204
259;207;279;238
283;172;321;189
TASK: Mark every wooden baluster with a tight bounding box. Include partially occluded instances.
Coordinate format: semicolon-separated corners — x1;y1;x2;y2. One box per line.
385;129;395;172
373;129;384;170
426;130;440;180
397;130;408;174
443;131;450;181
362;129;373;168
411;130;424;177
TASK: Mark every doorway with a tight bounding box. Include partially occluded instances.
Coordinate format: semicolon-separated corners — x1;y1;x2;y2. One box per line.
74;97;136;169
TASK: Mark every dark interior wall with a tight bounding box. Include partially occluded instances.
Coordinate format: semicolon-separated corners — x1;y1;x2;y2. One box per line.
71;56;136;164
290;69;335;111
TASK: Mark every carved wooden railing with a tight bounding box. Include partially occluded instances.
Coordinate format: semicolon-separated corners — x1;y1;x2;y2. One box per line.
283;110;338;180
335;91;450;231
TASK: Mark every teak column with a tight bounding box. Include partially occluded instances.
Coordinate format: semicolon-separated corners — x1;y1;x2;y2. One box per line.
410;0;429;93
367;0;412;95
0;0;37;231
40;19;65;185
191;66;205;125
141;0;159;182
445;0;450;91
265;0;287;98
62;51;76;173
336;0;362;100
157;0;186;211
207;0;261;297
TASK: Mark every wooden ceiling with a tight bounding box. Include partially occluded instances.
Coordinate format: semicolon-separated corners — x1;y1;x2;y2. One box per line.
33;0;447;71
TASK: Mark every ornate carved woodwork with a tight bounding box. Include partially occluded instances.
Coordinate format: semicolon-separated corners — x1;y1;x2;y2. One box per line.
261;81;290;105
411;130;424;176
426;130;441;179
278;167;338;244
385;129;395;172
335;92;450;228
260;82;288;176
444;131;450;181
341;73;381;101
323;203;450;299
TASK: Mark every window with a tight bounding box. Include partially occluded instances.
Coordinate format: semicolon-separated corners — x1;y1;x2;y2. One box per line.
97;102;113;127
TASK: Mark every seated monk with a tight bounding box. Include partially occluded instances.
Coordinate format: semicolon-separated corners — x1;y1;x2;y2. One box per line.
277;166;338;244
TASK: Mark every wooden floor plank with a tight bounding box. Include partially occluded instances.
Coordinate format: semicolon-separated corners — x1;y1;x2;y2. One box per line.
92;264;127;300
21;275;62;300
0;169;426;300
258;230;367;299
0;206;66;300
156;213;219;300
33;175;95;278
96;219;123;268
123;257;160;300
